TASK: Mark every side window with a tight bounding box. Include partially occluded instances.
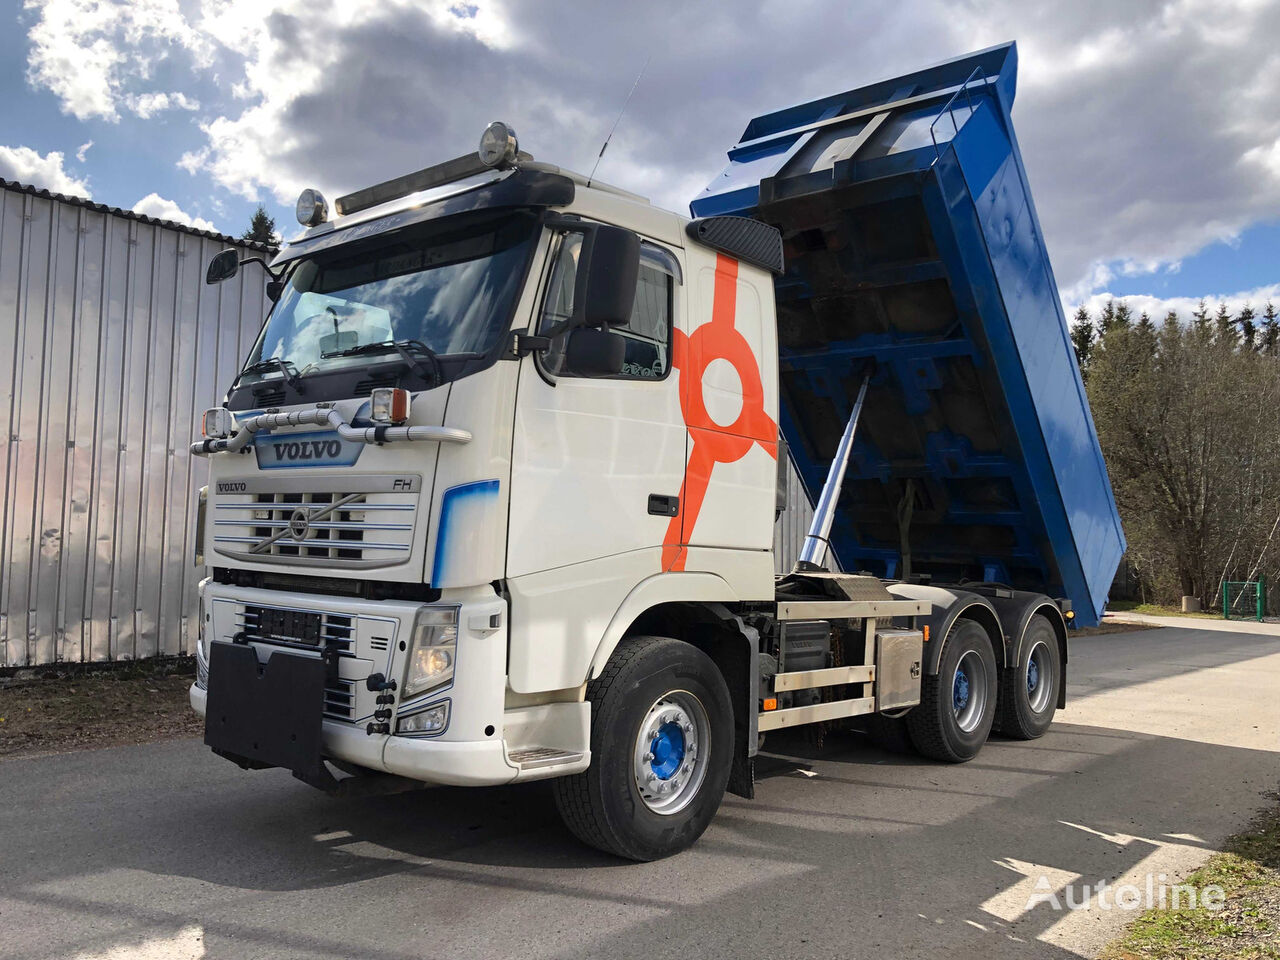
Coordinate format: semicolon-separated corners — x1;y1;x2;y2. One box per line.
538;234;678;380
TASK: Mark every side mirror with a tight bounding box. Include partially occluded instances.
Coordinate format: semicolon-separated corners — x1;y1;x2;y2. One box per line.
565;327;625;377
206;249;240;284
574;224;640;328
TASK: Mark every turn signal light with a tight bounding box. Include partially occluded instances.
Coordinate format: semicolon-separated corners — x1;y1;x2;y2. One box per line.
763;698;778;711
370;387;410;424
922;624;931;643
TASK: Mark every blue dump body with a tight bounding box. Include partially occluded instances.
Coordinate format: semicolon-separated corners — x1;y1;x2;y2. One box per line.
692;43;1124;626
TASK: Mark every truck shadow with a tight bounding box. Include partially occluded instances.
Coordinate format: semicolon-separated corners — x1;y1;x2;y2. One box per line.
3;717;1276;960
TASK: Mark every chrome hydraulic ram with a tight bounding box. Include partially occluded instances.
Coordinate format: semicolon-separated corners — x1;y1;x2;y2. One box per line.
794;374;871;572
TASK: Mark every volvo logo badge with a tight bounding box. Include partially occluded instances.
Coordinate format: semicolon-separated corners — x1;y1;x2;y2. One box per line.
288;507;313;541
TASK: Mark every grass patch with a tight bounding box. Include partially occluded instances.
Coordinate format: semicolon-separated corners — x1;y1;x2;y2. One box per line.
1099;801;1280;959
0;659;202;758
1108;600;1223;620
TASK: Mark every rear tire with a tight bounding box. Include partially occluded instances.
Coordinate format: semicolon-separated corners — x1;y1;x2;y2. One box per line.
552;636;733;861
995;613;1060;740
906;619;997;762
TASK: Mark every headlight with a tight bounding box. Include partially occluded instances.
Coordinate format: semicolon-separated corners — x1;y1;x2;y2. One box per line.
402;606;458;698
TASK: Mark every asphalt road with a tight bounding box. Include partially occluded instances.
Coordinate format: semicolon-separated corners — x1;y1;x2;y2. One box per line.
2;624;1277;960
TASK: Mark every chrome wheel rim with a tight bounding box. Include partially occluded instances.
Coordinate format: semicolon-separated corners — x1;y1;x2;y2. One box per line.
633;690;710;816
1026;640;1053;713
952;650;989;733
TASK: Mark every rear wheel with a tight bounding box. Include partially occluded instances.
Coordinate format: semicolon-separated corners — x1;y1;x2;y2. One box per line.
552;636;732;861
995;613;1061;739
906;619;997;762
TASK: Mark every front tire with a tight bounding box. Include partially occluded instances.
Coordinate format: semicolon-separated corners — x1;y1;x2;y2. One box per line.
552;636;733;861
995;613;1061;739
906;619;997;762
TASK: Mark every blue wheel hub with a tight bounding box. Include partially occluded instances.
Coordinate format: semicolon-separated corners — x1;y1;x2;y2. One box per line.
1027;657;1040;693
953;668;971;712
649;721;686;780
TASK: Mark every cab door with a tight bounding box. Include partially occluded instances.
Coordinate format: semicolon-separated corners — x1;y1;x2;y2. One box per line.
507;230;686;578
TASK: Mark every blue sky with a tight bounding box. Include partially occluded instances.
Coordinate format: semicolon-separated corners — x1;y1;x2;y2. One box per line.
1;0;1277;321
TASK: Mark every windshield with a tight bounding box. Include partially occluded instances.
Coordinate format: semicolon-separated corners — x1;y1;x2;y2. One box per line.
240;211;539;385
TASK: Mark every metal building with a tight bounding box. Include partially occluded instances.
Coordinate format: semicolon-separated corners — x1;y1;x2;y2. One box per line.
0;179;271;666
0;175;819;666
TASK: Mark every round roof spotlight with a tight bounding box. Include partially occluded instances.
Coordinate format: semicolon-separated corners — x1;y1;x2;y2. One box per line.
478;121;519;168
296;188;329;227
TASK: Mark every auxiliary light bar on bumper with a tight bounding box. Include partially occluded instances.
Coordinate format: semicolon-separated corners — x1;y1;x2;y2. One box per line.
191;405;471;457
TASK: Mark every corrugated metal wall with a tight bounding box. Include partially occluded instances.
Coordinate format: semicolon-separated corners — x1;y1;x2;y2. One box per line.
0;185;270;666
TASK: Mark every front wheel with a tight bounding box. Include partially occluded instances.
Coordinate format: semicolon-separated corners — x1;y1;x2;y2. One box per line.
906;619;998;762
552;636;733;861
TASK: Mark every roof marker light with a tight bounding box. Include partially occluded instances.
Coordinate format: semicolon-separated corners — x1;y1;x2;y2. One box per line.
477;121;519;168
296;188;329;226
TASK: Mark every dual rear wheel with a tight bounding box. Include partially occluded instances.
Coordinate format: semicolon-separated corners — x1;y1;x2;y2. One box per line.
889;613;1060;761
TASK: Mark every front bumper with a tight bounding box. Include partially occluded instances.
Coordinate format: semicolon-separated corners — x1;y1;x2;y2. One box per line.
190;683;521;786
192;580;590;787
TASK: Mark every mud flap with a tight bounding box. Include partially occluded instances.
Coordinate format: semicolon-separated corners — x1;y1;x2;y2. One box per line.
204;640;334;790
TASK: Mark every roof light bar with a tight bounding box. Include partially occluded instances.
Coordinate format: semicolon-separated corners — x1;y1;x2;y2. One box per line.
334;122;530;218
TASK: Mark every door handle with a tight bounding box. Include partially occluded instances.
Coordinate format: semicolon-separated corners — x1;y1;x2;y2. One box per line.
648;494;679;517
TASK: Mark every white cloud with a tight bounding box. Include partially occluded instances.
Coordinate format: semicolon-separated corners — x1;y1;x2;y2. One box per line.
131;192;218;232
0;144;91;196
75;139;93;163
1076;283;1280;323
23;0;211;121
22;0;1280;302
128;91;200;119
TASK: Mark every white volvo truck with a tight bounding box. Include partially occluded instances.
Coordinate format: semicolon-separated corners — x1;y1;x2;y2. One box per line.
190;46;1123;861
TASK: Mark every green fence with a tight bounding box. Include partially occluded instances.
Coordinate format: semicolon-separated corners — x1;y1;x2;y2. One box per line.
1222;576;1266;621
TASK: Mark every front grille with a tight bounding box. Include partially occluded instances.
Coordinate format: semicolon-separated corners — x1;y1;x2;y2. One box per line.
212;477;419;569
253;387;287;406
324;678;357;721
235;602;357;721
210;596;406;726
239;605;354;652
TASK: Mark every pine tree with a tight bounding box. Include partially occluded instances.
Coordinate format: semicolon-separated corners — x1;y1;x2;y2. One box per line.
1262;301;1279;356
1238;302;1257;351
241;205;278;245
1136;311;1156;336
1070;306;1095;376
1191;298;1212;343
1098;299;1117;335
1113;300;1133;330
1213;302;1237;346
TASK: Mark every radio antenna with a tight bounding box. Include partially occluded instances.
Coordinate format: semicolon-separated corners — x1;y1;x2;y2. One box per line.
587;55;650;188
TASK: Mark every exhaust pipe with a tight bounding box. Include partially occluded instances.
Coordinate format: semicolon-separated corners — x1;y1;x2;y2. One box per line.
794;373;871;572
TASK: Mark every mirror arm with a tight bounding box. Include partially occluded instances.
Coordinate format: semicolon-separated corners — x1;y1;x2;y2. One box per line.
238;255;282;280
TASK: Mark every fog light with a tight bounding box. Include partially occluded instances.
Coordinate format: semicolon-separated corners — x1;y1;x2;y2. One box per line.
296;188;328;227
398;701;449;735
202;407;233;438
370;386;410;424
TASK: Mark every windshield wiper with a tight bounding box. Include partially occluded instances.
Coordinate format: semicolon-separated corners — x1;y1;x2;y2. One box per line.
234;357;303;391
323;339;443;386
